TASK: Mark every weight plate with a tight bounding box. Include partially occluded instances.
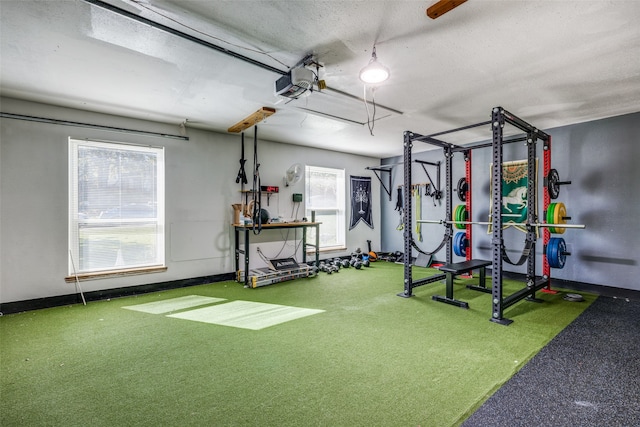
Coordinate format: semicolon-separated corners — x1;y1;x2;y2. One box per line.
548;168;560;199
547;238;556;267
453;232;468;257
453;232;462;256
553;202;567;235
460;206;468;229
547;237;567;268
547;203;557;233
546;202;555;224
457;177;468;202
557;238;567;268
546;238;558;268
564;293;584;302
454;205;466;229
461;234;468;257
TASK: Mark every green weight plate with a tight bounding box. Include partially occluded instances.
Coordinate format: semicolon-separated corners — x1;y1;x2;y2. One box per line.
547;202;557;233
454;205;466;230
547;202;556;224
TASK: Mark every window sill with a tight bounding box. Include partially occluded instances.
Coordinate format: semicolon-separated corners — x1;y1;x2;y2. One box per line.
65;266;167;282
307;246;347;255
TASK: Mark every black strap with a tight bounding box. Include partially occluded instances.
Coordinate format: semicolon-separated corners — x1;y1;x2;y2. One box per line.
501;239;535;266
252;126;262;235
411;229;451;256
236;133;248;185
395;187;402;211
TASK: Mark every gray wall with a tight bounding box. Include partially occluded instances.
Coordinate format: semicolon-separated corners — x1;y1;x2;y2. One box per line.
381;112;640;290
0;97;381;304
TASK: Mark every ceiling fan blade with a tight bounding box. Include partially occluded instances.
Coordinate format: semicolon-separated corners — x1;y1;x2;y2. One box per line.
426;0;468;19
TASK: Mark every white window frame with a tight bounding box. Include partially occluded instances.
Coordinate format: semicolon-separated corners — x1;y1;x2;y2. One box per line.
68;138;165;278
305;165;346;251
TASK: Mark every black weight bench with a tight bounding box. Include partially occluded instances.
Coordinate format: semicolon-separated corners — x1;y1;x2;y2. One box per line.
432;259;492;309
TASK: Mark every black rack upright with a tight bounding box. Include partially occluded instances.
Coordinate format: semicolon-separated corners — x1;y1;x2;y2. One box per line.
399;106;551;325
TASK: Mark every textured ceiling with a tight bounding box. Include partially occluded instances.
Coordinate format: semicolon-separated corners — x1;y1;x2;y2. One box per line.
1;0;639;157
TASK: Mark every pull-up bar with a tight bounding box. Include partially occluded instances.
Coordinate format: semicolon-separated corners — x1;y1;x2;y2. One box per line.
425;120;492;139
366;166;394;201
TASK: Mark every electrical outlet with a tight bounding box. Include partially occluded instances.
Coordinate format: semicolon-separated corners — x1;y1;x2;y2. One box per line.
292;193;303;202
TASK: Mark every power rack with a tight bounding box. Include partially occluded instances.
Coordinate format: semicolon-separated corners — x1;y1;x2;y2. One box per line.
398;106;555;325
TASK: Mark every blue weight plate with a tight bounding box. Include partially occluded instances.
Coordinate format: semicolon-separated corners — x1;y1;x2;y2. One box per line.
453;232;467;257
461;234;468;256
557;238;567;268
547;238;558;268
453;232;463;257
547;237;566;269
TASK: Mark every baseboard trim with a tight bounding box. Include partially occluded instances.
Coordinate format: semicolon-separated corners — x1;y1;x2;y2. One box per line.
498;270;640;300
3;269;638;315
0;272;235;315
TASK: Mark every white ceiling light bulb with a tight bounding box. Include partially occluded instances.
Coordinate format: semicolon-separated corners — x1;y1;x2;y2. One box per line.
359;46;389;84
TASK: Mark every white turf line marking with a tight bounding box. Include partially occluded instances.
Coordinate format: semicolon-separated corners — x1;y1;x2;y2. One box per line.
166;300;325;330
122;295;226;314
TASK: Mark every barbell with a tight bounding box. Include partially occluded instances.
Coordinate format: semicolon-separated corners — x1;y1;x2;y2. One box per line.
448;202;578;233
418;218;585;229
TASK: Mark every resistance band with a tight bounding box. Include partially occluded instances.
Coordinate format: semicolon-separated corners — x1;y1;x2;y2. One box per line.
414;186;422;242
251;126;262;235
236;132;248;185
411;228;451;256
396;187;403;230
501;239;535;266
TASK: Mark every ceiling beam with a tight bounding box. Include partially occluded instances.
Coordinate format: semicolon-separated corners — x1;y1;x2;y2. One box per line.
228;107;276;133
426;0;468;19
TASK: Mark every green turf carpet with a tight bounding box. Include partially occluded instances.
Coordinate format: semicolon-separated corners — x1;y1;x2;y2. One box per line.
166;300;325;330
0;263;595;426
122;295;226;314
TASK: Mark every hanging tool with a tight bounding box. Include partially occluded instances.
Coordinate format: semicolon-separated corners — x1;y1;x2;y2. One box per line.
395;187;403;211
396;186;404;230
414;186;423;241
251;126;262;234
236;132;248;185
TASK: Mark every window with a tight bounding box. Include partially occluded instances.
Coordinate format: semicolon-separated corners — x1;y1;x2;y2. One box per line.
69;139;165;276
305;165;345;250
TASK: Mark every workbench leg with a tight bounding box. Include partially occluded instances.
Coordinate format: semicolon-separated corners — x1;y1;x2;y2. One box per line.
302;227;307;264
234;228;239;273
315;224;320;266
244;229;250;287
